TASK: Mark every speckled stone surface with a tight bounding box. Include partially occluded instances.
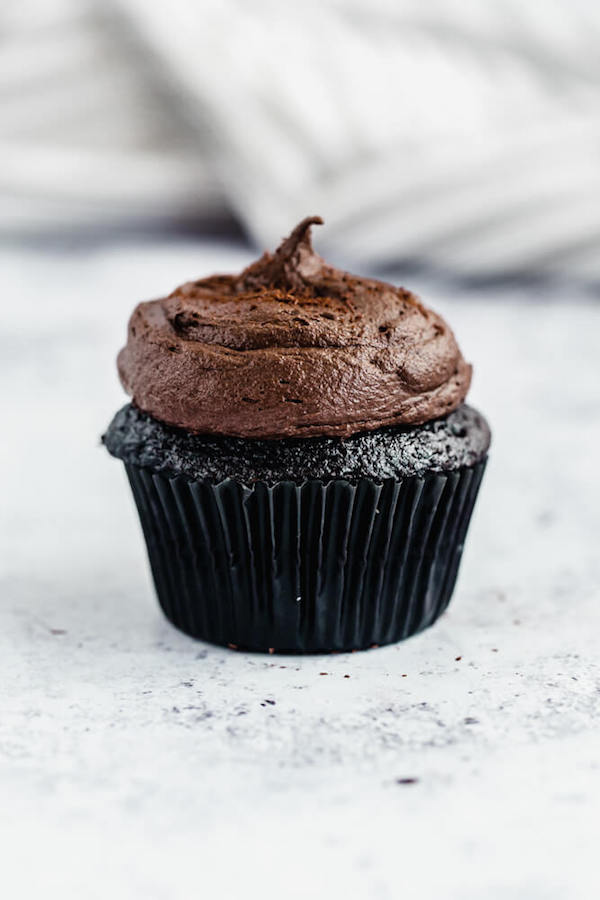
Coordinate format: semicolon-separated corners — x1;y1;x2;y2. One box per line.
103;402;490;483
2;239;600;900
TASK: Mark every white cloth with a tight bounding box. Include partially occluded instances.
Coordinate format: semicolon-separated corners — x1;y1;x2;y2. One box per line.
3;0;600;278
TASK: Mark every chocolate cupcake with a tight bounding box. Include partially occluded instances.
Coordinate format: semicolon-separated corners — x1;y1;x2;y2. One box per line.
104;217;490;652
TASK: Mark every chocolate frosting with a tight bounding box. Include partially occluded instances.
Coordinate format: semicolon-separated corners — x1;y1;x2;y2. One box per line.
117;217;472;439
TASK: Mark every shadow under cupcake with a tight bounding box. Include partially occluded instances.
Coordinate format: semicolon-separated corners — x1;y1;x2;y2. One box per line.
104;217;490;652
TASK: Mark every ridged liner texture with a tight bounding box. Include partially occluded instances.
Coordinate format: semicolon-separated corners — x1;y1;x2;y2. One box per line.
125;462;486;652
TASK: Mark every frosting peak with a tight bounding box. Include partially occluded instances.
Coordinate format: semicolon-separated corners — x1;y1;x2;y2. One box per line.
117;218;472;438
238;215;324;296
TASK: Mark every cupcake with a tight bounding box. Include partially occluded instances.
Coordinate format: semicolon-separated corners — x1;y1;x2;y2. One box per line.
104;217;490;652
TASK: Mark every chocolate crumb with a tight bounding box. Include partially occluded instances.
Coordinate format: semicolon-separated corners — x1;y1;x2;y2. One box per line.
455;656;462;661
104;404;490;487
396;778;418;785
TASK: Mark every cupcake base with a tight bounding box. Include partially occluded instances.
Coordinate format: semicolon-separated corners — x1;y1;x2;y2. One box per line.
125;461;486;652
105;402;490;483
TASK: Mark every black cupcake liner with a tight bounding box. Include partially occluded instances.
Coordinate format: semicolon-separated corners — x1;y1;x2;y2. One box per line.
125;461;486;652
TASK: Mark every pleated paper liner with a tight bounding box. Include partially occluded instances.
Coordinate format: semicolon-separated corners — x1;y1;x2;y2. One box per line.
125;461;486;652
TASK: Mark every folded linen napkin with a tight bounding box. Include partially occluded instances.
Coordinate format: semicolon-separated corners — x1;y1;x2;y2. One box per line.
3;0;600;280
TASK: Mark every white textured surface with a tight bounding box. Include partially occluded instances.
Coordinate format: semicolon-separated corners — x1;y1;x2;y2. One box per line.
3;239;600;900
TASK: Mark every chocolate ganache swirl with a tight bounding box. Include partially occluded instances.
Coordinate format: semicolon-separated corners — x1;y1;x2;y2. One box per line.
117;217;472;438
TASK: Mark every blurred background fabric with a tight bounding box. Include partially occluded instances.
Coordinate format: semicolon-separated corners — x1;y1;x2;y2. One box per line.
2;0;600;280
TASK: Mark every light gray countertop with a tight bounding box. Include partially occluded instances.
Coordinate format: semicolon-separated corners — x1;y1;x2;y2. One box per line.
2;239;599;899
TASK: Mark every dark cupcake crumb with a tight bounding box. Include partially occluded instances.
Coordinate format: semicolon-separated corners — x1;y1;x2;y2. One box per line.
103;403;490;484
